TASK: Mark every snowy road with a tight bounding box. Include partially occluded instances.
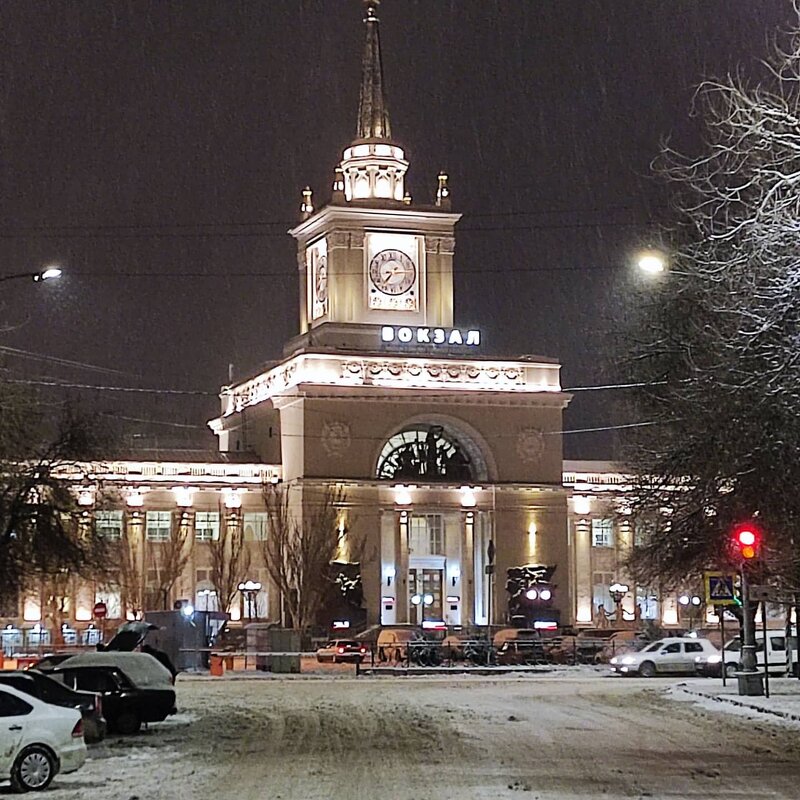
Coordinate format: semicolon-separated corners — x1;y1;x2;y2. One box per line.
35;673;800;800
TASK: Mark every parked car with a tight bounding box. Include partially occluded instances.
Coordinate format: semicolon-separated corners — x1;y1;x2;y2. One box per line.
709;631;800;678
26;653;75;672
610;636;720;677
51;652;176;735
0;684;86;792
315;640;368;663
0;671;106;743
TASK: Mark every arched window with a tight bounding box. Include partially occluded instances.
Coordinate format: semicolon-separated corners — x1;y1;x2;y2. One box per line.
376;425;475;481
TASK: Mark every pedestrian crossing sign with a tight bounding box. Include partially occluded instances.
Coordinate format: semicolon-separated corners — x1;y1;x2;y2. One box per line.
703;571;737;606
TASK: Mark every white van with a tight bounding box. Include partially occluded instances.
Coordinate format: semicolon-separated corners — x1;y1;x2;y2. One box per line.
721;631;799;677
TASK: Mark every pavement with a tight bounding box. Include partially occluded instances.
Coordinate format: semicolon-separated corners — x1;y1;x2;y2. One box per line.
676;676;800;724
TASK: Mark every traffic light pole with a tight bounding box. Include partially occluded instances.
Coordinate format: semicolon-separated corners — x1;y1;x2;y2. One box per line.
738;567;764;696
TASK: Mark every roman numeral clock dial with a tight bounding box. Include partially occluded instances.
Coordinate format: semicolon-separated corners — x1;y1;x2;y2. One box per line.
369;249;417;309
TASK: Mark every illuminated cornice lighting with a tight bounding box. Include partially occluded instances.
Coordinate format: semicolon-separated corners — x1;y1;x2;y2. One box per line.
394;484;413;506
174;487;195;508
217;352;564;418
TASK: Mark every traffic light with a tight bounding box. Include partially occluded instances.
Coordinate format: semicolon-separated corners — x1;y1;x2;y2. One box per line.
732;522;761;561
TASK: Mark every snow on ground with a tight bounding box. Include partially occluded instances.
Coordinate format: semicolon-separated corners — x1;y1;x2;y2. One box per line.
34;672;800;800
669;677;800;730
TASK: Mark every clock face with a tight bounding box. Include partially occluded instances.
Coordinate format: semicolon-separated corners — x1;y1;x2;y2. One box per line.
315;256;328;302
369;249;417;296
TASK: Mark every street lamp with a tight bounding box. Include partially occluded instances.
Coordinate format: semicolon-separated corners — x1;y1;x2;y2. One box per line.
609;582;629;623
0;265;63;284
637;250;666;275
238;580;262;621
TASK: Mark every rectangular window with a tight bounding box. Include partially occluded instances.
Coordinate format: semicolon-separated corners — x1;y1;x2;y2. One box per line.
195;511;220;542
408;514;443;556
243;512;268;541
591;518;615;548
95;510;123;540
145;511;172;542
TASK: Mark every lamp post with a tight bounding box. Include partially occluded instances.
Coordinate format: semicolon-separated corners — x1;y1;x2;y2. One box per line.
0;266;62;285
678;594;703;630
238;580;261;621
609;582;629;624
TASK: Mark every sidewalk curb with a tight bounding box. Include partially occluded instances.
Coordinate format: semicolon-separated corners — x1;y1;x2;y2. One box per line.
676;684;800;724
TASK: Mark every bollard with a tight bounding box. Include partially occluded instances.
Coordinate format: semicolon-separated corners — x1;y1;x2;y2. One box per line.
210;654;224;677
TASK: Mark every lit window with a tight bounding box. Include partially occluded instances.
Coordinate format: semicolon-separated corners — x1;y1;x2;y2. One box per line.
591;518;614;548
195;511;220;542
95;510;123;541
408;514;444;555
146;511;172;542
244;512;268;541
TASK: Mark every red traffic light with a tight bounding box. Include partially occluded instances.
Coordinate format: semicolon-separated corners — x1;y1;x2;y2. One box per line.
733;523;761;560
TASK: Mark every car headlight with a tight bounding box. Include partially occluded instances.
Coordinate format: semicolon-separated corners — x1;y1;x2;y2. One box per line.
706;654;721;664
610;657;618;665
622;656;636;665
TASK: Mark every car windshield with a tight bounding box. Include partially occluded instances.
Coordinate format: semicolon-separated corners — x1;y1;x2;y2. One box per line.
643;642;663;653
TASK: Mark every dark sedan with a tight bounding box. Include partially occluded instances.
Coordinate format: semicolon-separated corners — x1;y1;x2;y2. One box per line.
52;652;176;735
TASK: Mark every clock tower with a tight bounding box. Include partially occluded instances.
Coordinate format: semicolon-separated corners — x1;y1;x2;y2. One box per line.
288;0;460;351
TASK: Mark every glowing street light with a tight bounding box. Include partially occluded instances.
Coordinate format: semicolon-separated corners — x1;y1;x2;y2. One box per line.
0;265;63;284
637;251;666;275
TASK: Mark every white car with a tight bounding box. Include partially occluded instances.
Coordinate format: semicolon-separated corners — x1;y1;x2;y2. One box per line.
0;684;86;792
610;636;720;677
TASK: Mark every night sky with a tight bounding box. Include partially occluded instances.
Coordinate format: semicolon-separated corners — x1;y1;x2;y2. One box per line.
0;1;792;458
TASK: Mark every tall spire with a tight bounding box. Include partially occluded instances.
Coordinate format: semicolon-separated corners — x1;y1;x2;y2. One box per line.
357;1;391;140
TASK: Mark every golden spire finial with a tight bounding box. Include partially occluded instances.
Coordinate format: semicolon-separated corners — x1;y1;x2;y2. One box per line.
357;0;390;140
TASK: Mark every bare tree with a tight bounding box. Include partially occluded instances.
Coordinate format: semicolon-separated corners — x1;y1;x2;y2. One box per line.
0;390;115;611
208;510;251;616
146;516;191;610
261;483;354;631
117;526;144;619
620;11;800;595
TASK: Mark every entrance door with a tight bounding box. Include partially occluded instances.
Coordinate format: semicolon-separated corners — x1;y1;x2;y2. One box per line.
408;568;443;624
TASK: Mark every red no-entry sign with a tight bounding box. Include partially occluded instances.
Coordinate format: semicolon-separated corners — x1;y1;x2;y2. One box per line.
93;602;108;619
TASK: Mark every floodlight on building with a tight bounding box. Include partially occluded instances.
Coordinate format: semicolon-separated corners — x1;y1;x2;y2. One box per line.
174;487;194;507
460;486;477;508
573;495;591;516
224;489;243;509
394;484;412;506
78;490;94;507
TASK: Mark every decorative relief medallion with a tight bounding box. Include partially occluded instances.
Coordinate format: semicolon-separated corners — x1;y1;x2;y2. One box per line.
516;427;545;463
322;420;352;458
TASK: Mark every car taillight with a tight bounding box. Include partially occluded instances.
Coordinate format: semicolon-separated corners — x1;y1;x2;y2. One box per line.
337;647;345;654
71;719;84;739
94;694;102;717
360;647;367;653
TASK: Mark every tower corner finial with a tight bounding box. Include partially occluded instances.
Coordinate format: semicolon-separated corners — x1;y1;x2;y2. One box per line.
436;171;451;210
300;186;314;220
331;167;346;204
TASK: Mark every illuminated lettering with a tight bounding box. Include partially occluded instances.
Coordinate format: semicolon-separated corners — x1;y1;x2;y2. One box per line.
379;326;482;347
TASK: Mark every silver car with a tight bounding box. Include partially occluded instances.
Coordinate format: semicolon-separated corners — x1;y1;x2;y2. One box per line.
610;636;720;677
